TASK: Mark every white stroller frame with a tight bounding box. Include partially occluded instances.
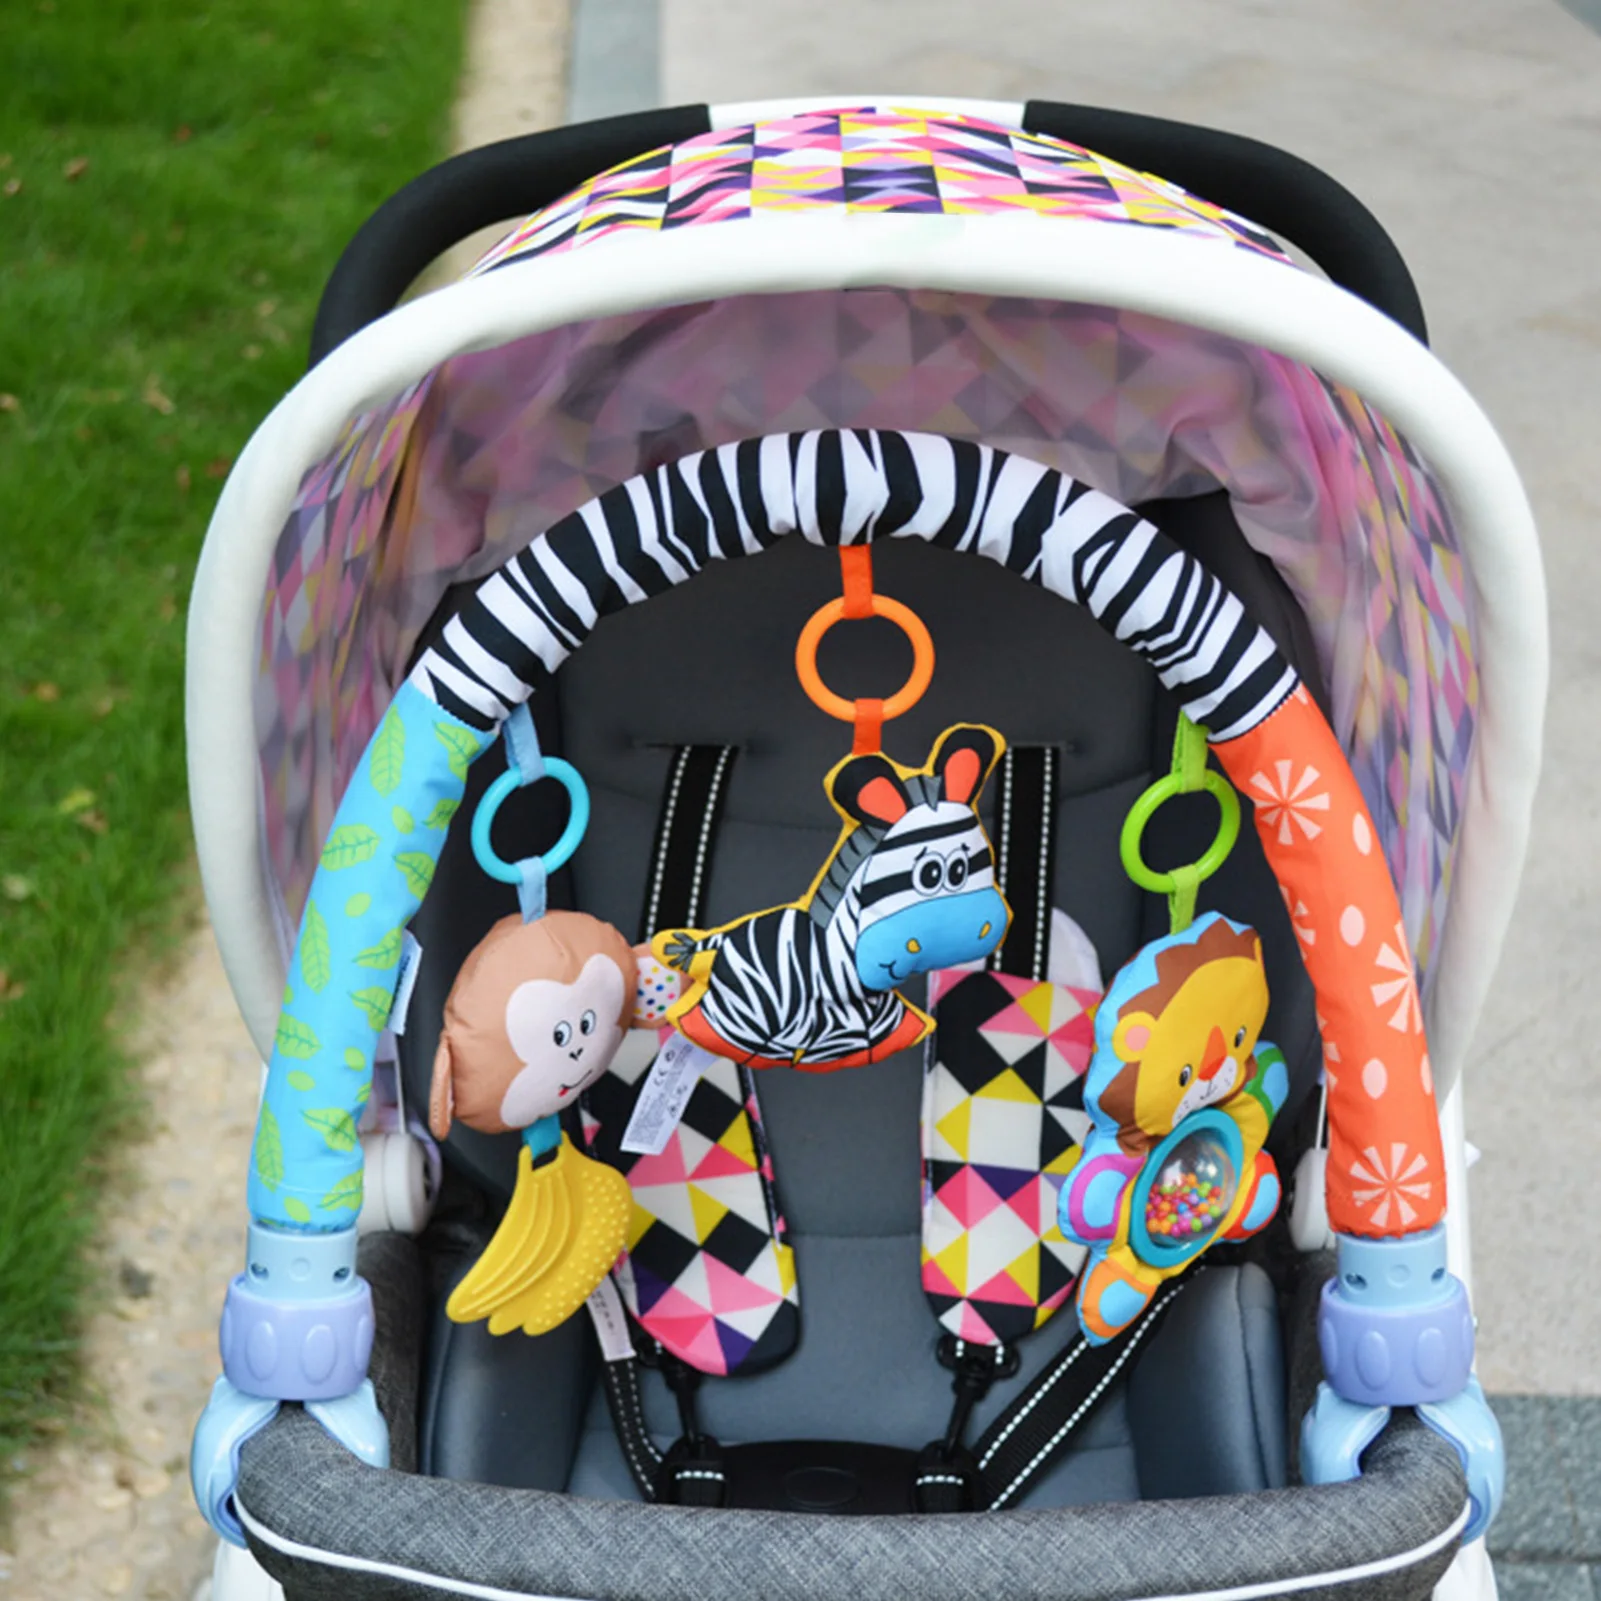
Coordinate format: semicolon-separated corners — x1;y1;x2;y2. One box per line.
186;97;1547;1601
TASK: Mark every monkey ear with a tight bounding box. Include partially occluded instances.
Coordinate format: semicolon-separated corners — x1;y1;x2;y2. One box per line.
1112;1011;1156;1063
830;752;911;825
428;1035;456;1140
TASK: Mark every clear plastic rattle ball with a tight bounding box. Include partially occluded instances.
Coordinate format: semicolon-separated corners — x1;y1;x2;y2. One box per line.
1144;1128;1238;1243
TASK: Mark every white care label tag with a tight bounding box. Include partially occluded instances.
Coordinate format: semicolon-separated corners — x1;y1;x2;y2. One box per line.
387;932;423;1035
619;1034;718;1155
585;1275;634;1364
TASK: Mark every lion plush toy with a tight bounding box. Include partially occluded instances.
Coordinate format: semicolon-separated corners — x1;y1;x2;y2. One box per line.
1058;912;1289;1342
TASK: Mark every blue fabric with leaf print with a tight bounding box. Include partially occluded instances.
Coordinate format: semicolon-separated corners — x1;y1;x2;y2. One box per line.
248;680;485;1229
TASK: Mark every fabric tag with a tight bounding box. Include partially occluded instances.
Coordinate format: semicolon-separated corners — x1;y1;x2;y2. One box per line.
387;932;423;1035
620;1034;717;1155
585;1275;635;1364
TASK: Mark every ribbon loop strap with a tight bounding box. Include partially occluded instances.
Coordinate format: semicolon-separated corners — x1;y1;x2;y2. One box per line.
471;704;590;923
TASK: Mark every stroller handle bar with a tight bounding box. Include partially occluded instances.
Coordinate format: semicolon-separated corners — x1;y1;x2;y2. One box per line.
308;100;1428;368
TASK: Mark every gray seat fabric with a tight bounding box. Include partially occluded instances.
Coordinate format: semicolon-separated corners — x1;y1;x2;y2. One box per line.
402;492;1322;1508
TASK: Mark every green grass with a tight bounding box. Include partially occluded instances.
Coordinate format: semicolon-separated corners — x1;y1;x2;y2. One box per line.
0;0;466;1483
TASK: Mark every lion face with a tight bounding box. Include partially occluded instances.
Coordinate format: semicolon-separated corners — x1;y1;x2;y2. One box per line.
1109;949;1269;1138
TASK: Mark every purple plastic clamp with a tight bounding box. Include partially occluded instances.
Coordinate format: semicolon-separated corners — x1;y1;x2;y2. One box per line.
1318;1225;1474;1407
219;1223;375;1401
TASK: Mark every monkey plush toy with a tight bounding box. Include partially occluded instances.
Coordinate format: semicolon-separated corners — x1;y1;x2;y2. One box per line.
429;912;674;1336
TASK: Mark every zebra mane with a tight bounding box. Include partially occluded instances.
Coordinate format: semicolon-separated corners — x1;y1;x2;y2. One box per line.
807;773;942;927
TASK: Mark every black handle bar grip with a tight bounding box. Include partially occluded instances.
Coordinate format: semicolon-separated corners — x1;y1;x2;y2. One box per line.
1022;101;1427;344
307;106;713;367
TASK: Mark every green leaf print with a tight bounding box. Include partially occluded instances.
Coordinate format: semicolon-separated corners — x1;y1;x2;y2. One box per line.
287;1070;315;1092
370;708;406;797
343;1047;366;1070
301;900;332;993
423;798;458;831
349;986;392;1030
355;927;404;969
320;824;380;870
320;1173;365;1213
284;1198;312;1225
391;805;415;835
283;983;293;1006
255;1107;284;1193
354;1082;371;1106
432;720;481;780
303;1107;359;1153
395;851;435;898
345;891;371;918
275;1015;320;1059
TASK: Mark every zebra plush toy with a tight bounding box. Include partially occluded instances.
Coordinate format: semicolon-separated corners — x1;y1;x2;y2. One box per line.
654;725;1012;1072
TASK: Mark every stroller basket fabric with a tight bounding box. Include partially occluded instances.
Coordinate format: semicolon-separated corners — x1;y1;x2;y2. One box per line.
183;100;1546;1600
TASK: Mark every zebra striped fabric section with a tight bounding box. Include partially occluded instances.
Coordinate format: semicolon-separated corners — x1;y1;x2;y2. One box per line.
409;430;1298;743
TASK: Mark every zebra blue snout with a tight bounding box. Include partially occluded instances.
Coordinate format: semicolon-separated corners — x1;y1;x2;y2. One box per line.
854;888;1010;990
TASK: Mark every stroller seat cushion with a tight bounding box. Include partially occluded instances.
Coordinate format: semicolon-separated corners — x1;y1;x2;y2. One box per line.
396;480;1338;1509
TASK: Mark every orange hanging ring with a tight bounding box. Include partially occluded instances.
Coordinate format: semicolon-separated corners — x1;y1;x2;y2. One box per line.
795;594;936;723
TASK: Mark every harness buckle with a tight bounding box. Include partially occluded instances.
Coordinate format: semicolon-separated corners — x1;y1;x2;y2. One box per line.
935;1334;1020;1384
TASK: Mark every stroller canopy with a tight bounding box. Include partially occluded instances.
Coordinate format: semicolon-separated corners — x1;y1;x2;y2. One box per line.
188;105;1545;1094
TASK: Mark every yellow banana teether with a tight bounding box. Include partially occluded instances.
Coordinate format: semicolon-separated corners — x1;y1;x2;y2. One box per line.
446;1135;631;1337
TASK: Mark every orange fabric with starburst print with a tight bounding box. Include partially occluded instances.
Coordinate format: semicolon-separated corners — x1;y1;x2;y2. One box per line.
1212;685;1445;1238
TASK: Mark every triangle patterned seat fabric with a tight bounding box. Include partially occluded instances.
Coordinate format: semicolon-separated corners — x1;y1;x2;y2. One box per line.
922;966;1097;1344
582;1040;798;1376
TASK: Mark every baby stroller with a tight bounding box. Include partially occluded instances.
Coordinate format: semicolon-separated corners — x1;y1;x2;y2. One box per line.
187;98;1544;1601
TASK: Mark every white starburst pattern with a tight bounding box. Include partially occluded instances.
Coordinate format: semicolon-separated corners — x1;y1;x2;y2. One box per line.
1248;760;1331;846
1371;922;1422;1034
1349;1142;1432;1229
1287;895;1316;946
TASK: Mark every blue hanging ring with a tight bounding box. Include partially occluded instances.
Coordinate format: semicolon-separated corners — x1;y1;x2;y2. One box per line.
471;758;591;886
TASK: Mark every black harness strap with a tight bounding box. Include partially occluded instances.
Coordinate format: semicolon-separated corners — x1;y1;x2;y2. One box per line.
989;744;1059;983
970;1274;1195;1509
594;743;738;1507
637;744;736;947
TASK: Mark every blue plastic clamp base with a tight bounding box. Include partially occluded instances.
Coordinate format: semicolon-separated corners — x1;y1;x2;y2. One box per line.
191;1374;390;1546
1306;1226;1503;1542
1318;1226;1473;1406
191;1376;279;1545
1300;1376;1504;1545
1300;1381;1390;1489
219;1223;375;1401
1419;1376;1505;1544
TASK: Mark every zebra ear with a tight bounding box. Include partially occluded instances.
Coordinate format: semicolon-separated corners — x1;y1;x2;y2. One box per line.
930;724;1004;805
830;754;912;826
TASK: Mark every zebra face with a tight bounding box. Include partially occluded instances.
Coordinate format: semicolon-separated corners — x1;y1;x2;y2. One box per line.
851;801;1009;989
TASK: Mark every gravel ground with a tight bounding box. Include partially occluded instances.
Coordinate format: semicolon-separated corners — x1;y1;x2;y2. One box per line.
0;1;570;1595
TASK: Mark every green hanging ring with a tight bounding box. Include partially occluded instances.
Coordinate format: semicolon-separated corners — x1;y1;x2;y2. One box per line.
1120;768;1242;896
